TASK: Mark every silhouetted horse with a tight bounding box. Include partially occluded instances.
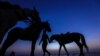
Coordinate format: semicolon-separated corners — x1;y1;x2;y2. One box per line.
50;32;89;56
39;29;51;56
0;21;51;56
0;1;41;44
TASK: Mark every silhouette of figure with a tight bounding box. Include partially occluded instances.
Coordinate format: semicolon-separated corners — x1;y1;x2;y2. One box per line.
0;1;41;44
49;32;89;56
10;51;15;56
0;21;51;56
39;29;51;56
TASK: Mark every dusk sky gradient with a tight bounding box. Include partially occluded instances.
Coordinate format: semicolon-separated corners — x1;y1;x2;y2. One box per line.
1;0;100;55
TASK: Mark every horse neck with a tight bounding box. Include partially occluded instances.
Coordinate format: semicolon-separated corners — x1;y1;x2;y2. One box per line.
27;23;41;31
23;8;32;19
33;24;43;38
41;23;45;30
51;35;57;41
54;35;61;41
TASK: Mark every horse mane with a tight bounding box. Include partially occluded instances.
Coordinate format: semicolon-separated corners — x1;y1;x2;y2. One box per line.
51;34;60;39
0;1;21;9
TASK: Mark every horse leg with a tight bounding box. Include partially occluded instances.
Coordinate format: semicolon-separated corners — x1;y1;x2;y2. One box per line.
0;35;17;56
58;45;62;56
75;41;84;56
31;41;36;56
63;45;69;56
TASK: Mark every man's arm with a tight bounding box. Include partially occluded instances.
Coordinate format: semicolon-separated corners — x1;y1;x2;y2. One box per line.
47;35;50;43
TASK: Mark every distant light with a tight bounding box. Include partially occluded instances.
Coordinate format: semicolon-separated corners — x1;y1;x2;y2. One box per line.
47;42;78;51
48;42;59;50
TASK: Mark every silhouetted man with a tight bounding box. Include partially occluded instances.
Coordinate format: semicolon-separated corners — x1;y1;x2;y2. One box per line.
39;29;51;56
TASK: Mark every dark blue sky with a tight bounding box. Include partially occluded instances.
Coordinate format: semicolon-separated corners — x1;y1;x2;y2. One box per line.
1;0;100;55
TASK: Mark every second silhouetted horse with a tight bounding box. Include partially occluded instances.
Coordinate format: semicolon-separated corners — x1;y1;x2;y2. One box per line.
50;32;89;56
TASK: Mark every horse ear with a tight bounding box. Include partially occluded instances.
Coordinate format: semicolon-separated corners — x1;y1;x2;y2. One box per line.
33;6;36;9
44;20;49;23
46;21;48;23
33;6;39;14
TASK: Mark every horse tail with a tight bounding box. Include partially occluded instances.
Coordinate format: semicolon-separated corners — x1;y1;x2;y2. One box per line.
80;34;89;52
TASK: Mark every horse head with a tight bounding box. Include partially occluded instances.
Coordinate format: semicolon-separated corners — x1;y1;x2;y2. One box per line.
49;35;56;43
31;7;41;23
42;21;51;32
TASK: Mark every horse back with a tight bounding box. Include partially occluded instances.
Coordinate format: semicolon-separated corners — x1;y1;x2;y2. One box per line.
67;32;83;41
